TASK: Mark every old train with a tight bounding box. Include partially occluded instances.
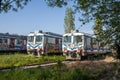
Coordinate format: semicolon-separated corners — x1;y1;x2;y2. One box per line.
0;33;27;53
0;30;111;59
27;31;62;56
62;30;111;59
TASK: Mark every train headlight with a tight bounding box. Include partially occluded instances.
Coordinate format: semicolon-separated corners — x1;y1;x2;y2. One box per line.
64;47;67;51
27;46;31;50
38;46;42;50
77;47;81;52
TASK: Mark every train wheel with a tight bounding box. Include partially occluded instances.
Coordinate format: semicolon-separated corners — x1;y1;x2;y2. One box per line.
37;51;40;57
65;53;72;60
66;53;69;56
71;53;77;58
77;53;81;60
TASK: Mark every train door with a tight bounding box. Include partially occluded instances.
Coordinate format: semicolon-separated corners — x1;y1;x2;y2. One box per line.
0;39;2;44
45;37;49;53
86;37;92;53
0;38;9;51
55;38;59;52
2;38;8;50
59;38;62;52
91;38;93;51
0;39;2;50
92;38;99;53
23;40;27;50
9;38;15;49
15;38;22;50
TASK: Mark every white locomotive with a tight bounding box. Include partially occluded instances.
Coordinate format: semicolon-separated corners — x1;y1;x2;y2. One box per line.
27;31;62;56
62;30;111;60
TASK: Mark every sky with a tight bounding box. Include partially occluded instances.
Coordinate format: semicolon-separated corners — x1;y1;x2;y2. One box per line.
0;0;94;35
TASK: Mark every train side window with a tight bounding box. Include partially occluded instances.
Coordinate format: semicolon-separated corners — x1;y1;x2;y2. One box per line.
55;38;59;44
48;37;55;44
3;39;8;44
92;38;97;45
59;39;62;44
0;39;2;44
17;40;22;44
24;40;26;45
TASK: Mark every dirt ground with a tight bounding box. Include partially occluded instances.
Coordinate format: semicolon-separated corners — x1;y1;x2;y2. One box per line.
65;55;117;67
64;56;120;80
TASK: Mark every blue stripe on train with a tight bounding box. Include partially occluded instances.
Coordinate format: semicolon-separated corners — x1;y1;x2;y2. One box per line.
14;46;22;49
85;48;110;50
28;43;41;49
85;48;99;50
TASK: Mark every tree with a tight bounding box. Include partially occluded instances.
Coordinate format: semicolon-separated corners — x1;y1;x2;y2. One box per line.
93;18;108;49
64;7;75;33
0;0;31;13
93;18;103;36
45;0;120;59
93;18;102;44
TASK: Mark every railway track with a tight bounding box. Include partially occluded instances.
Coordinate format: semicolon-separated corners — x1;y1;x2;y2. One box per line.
0;60;101;72
0;61;70;72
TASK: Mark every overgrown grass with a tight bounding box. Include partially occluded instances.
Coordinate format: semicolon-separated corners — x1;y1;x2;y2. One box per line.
0;53;66;69
0;53;119;80
0;64;90;80
1;61;119;80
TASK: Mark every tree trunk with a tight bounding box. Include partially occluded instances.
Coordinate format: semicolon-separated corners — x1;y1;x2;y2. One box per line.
116;43;120;59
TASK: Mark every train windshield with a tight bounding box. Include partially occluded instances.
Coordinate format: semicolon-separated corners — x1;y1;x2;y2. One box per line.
35;36;42;43
27;36;34;42
63;36;71;43
73;35;82;45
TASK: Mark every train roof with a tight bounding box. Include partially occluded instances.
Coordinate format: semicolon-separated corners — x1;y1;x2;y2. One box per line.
28;31;62;38
44;32;62;37
0;33;27;39
63;32;95;38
